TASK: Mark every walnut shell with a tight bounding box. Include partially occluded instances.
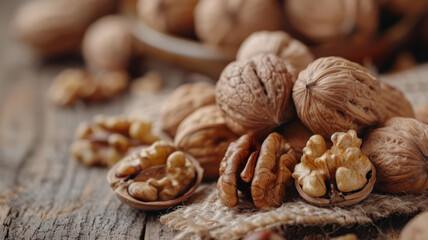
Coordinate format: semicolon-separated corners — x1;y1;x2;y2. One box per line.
161;83;216;138
237;31;314;78
292;56;386;139
380;81;415;120
194;0;281;47
362;117;428;194
137;0;198;36
399;211;428;240
415;104;428;125
175;105;239;179
284;0;378;43
83;15;134;72
216;53;294;138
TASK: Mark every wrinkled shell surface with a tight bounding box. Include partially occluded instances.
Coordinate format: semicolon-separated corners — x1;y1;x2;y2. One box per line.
161;82;215;138
237;31;314;78
399;211;428;240
216;54;294;138
362;117;428;193
415;104;428;125
137;0;198;36
293;56;385;139
380;81;414;120
194;0;281;47
175;105;239;179
83;15;134;72
284;0;378;43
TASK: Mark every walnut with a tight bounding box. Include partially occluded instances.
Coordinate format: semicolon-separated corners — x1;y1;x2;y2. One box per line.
131;71;163;95
380;81;415;120
175;105;239;179
83;15;134;72
242;230;286;240
70;115;159;167
399;211;428;240
194;0;281;47
415;104;428;125
361;117;428;194
292;130;375;206
216;54;294;138
161;83;215;138
292;57;386;139
49;69;129;106
237;31;314;78
284;0;378;43
128;151;196;201
137;0;198;36
217;133;297;210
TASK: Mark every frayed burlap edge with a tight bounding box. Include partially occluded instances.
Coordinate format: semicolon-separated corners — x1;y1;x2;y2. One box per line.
160;183;428;240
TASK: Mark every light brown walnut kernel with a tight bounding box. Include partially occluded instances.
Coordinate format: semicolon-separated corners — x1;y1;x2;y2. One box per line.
71;115;159;167
237;31;314;78
415;104;428;125
216;53;294;138
380;81;414;120
128;151;196;201
292;130;374;206
161;82;215;138
194;0;281;47
293;57;386;139
362;117;428;194
175;105;239;179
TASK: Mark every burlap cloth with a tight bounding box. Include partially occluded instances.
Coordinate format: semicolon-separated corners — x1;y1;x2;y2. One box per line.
125;65;428;240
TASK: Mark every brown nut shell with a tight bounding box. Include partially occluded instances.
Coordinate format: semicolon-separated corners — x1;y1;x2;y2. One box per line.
399;211;428;240
292;56;386;139
380;81;415;120
415;104;428;125
161;83;215;138
175;105;239;179
216;53;294;138
362;117;428;194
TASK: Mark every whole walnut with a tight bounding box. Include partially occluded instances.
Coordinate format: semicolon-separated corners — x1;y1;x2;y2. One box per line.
362;117;428;194
194;0;281;47
284;0;378;43
380;81;415;120
83;15;134;72
415;104;428;125
161;82;215;138
292;56;386;139
137;0;199;36
11;0;116;56
237;31;314;78
399;211;428;240
216;54;294;138
175;105;239;179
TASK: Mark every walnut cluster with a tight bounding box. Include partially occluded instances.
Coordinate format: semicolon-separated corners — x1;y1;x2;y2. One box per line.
217;133;296;210
293;130;372;200
128;151;196;201
49;69;129;106
70;115;159;167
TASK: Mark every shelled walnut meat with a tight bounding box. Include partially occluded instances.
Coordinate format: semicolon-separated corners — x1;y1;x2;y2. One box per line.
293;57;386;139
137;0;199;36
194;0;281;47
160;82;215;138
362;117;428;194
71;115;159;167
292;130;375;206
217;133;297;210
284;0;378;43
175;105;239;179
237;31;314;78
216;54;294;138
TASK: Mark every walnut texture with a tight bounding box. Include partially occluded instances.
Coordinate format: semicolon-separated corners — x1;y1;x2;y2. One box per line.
137;0;198;36
284;0;378;43
194;0;281;47
292;57;386;139
70;115;159;167
415;104;428;125
49;69;129;106
237;31;314;78
362;117;428;194
399;211;428;240
380;81;415;120
292;130;374;206
216;53;294;138
217;133;296;210
161;82;215;138
175;105;239;179
128;151;196;201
